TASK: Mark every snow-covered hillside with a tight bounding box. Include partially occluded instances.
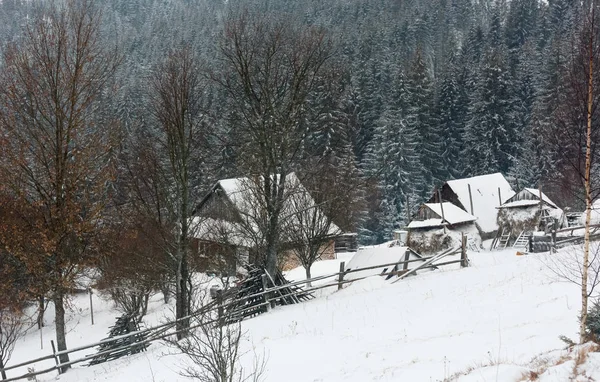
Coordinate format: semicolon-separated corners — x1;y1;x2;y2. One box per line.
6;246;593;381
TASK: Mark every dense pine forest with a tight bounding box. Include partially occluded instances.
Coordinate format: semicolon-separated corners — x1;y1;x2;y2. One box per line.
0;0;590;245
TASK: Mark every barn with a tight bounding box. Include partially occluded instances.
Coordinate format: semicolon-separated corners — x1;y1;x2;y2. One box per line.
406;202;479;254
427;173;515;239
497;188;565;240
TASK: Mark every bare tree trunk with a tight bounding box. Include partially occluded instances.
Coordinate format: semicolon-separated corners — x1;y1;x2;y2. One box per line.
265;233;279;280
176;244;190;339
305;266;312;288
581;9;595;343
1;357;6;380
161;281;170;304
53;294;70;371
37;296;44;329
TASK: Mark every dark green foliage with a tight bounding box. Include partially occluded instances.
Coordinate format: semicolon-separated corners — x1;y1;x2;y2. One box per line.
585;299;600;341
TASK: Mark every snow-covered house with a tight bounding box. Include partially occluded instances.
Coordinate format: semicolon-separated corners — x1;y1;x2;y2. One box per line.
406;202;479;254
497;188;564;237
191;173;342;274
427;173;516;239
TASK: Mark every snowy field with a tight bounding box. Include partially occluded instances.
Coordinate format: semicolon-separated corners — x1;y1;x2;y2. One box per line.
5;245;596;381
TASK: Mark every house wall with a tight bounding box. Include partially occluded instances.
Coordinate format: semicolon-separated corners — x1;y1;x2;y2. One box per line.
279;240;336;271
335;234;358;252
190;238;239;276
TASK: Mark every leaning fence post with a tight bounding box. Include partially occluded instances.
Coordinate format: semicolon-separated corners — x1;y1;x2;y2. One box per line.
50;340;60;374
460;233;468;268
338;261;345;290
261;274;271;312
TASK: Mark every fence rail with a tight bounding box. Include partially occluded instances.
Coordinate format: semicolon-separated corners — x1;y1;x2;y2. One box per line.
529;230;600;253
0;242;469;382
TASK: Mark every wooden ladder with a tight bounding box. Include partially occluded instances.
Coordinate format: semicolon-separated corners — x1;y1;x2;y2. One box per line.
513;231;530;249
496;229;511;249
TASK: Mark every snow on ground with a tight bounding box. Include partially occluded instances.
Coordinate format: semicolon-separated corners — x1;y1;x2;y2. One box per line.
5;245;592;382
284;252;354;283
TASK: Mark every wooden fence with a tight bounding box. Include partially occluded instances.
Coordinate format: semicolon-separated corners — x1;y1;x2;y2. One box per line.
528;224;600;253
0;242;469;382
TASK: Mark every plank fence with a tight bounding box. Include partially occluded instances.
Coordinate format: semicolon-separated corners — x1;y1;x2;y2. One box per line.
528;224;600;253
0;242;469;382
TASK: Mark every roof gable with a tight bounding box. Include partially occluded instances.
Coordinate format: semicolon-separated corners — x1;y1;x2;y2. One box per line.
499;188;558;209
407;202;476;229
195;173;341;242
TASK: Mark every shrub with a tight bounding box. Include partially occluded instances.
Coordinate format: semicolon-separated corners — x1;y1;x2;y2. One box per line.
584;298;600;341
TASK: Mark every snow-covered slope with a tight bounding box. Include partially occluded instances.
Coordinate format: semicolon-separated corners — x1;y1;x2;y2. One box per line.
6;246;590;382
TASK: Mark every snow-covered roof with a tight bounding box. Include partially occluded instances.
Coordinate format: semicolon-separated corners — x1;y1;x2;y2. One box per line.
499;200;540;208
407;203;476;229
197;173;341;244
499;188;558;209
425;203;477;225
344;245;424;280
523;188;558;209
407;218;445;229
445;173;515;233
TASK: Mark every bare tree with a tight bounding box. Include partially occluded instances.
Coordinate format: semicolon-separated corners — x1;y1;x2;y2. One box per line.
0;0;120;369
582;6;596;342
285;183;341;285
0;309;27;380
217;12;337;277
546;243;600;300
147;47;211;338
170;307;265;382
552;0;600;343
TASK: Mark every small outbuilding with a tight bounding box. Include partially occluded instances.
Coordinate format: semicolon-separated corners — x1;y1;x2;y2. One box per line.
497;188;565;238
406;202;480;254
427;173;516;239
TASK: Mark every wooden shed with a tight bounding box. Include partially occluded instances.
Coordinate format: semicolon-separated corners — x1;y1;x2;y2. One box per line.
497;188;564;238
427;173;515;239
406;202;480;254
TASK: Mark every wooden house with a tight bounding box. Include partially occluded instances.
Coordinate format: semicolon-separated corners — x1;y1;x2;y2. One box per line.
427;173;515;239
406;202;479;254
191;173;342;274
497;188;564;238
